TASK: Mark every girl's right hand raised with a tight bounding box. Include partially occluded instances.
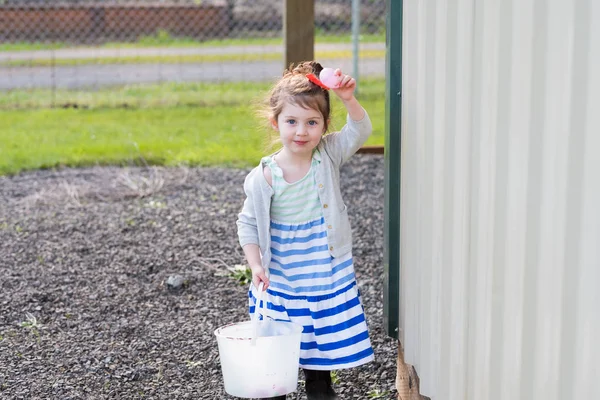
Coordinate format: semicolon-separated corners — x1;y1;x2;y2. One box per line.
250;265;270;291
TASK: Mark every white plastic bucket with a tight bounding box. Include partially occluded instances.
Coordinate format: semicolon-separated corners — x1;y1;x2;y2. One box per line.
214;283;303;398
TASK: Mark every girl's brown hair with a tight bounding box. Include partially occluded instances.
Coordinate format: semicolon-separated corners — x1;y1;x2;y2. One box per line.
266;61;332;133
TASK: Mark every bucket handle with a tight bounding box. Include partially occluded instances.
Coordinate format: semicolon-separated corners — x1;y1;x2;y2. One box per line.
251;281;265;346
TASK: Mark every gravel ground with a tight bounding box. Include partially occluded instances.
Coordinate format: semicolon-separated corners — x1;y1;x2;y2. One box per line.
0;155;398;400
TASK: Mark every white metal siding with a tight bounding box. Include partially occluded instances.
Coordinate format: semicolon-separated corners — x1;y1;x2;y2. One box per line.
399;0;599;399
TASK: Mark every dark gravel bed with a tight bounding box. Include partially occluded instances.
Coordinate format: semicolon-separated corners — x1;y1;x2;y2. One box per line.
0;155;398;400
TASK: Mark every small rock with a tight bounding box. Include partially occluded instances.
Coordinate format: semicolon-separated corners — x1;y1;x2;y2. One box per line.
166;275;185;291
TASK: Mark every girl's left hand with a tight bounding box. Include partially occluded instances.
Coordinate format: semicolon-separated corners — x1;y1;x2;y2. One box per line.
331;69;356;102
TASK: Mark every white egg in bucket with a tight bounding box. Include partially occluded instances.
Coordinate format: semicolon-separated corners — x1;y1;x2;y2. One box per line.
214;283;303;398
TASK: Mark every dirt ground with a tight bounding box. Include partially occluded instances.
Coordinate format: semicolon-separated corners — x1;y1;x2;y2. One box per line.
0;155;398;399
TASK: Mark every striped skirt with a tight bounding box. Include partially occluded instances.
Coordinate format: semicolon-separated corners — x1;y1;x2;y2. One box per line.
249;216;374;370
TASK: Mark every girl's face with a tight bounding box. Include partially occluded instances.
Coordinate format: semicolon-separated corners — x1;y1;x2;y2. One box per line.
273;102;326;156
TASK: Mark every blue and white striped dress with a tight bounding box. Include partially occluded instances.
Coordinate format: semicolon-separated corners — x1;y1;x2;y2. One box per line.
249;153;374;370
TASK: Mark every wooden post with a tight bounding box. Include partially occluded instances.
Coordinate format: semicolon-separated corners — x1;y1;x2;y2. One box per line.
284;0;314;67
396;341;430;400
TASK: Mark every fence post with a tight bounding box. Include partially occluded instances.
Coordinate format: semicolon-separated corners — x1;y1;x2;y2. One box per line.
225;0;235;38
351;0;360;93
284;0;314;68
384;0;402;341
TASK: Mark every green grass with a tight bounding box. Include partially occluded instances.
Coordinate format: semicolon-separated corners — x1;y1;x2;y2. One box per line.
0;79;385;176
0;49;385;68
111;31;386;48
0;81;268;110
0;52;283;68
0;31;385;52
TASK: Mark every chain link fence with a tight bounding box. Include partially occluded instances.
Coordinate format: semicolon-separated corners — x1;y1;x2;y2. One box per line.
0;0;386;109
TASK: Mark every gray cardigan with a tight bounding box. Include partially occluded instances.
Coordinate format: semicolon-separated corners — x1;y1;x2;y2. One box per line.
236;110;373;269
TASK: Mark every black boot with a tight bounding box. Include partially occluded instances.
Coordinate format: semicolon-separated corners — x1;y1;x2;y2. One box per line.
264;396;286;400
303;369;337;400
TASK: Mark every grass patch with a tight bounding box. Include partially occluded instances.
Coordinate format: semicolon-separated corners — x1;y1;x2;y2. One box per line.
0;79;385;176
227;264;253;286
0;32;385;53
0;52;282;68
0;81;273;110
111;31;386;48
0;49;385;68
0;42;69;52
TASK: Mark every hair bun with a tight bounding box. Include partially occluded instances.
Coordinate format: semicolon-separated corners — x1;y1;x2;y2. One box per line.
284;61;323;77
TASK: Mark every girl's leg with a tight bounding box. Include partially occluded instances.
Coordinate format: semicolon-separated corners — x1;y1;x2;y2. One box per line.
303;369;337;400
263;396;286;400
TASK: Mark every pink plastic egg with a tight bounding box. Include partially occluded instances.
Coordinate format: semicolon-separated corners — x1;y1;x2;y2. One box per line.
319;67;342;89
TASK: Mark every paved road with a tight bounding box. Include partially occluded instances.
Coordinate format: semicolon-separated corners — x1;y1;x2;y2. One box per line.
0;43;385;90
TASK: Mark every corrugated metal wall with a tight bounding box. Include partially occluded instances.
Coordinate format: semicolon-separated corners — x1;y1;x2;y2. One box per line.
399;0;599;399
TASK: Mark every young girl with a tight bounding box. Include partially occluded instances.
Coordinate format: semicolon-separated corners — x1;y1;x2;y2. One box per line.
236;61;374;400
